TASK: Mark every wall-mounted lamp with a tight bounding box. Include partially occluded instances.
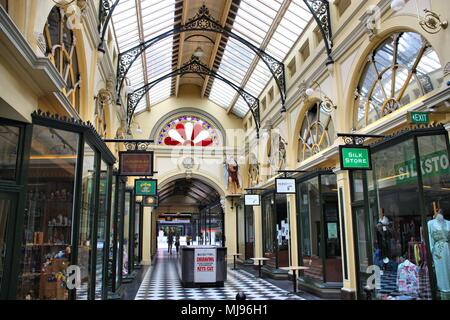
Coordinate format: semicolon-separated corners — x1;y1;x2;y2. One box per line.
391;0;448;34
306;80;337;113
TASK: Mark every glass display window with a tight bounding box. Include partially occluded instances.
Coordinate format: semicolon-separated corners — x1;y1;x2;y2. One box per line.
0;124;20;181
94;161;109;299
107;174;116;294
351;128;450;300
122;190;131;276
76;143;97;300
16;125;79;300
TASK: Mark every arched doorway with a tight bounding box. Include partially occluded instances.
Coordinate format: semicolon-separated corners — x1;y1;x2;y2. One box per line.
155;177;224;252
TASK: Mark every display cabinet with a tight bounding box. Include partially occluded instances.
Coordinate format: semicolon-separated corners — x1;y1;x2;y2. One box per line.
7;111;115;300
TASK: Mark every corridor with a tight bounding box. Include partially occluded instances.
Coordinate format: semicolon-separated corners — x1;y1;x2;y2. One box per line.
134;250;303;301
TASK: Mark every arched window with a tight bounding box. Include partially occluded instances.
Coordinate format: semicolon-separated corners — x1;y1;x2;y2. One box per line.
298;102;335;162
157;115;221;147
44;7;81;112
355;32;442;129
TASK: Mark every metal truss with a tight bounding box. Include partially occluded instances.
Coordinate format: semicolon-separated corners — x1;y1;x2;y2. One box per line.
117;5;285;112
98;0;120;53
99;2;334;112
303;0;333;65
127;56;261;137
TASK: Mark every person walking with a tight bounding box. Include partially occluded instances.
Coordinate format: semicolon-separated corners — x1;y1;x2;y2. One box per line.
175;234;181;255
167;231;173;255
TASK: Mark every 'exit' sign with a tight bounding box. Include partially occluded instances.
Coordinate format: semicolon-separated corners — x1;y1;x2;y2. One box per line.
339;146;372;170
408;111;429;125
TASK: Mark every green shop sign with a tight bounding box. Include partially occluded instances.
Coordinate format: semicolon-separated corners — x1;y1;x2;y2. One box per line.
340;146;372;170
395;149;450;185
135;179;158;196
407;112;429;125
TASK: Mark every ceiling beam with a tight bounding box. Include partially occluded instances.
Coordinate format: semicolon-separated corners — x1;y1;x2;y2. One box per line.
200;0;233;98
226;0;292;114
174;0;190;97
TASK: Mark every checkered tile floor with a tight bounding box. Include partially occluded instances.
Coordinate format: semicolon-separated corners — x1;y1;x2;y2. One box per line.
135;250;303;300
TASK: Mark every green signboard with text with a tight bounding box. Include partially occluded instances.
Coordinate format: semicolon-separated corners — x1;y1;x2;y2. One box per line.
407;112;430;125
339;146;372;170
135;179;158;196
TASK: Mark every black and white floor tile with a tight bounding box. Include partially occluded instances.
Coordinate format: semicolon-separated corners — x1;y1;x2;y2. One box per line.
134;251;303;300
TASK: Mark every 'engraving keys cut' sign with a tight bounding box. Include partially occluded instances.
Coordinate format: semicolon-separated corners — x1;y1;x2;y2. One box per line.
194;248;216;283
339;146;372;170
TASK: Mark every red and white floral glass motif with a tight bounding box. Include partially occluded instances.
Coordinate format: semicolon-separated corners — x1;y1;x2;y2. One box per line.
158;116;218;147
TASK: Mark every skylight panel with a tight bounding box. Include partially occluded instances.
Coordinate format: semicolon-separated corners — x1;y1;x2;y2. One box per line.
150;78;171;106
233;97;250;117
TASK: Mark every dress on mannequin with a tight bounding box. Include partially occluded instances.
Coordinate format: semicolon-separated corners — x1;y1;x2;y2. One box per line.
428;211;450;293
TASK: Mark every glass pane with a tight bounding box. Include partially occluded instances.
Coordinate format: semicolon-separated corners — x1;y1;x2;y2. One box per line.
116;181;125;288
237;205;245;257
123;191;131;276
262;194;275;266
134;203;140;266
368;138;430;300
418;134;450;299
245;206;254;260
275;194;289;268
107;175;116;293
298;177;323;282
0;125;20;180
355;206;370;274
95;161;109;299
351;171;365;202
0;196;12;290
77;144;96;300
322;175;342;283
17;125;78;300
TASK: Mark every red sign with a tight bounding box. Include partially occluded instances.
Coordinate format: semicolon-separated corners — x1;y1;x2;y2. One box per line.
119;151;154;176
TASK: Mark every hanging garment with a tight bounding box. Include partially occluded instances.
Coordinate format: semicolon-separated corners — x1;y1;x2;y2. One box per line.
396;259;420;295
428;218;450;292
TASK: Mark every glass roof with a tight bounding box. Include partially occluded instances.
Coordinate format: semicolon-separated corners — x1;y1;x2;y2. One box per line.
209;0;312;117
112;0;178;113
112;0;313;117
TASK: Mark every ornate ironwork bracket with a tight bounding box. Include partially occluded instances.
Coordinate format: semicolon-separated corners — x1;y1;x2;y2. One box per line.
337;133;385;146
127;56;261;138
116;5;286;113
98;0;120;53
103;139;154;151
303;0;333;65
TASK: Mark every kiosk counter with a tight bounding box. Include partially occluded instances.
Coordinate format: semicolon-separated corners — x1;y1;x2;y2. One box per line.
178;246;227;287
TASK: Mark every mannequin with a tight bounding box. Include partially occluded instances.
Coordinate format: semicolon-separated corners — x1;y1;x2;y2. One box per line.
428;203;450;294
376;208;391;259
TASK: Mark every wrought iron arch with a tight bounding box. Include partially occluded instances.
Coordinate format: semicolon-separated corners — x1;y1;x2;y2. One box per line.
99;1;334;112
127;56;260;137
117;5;285;111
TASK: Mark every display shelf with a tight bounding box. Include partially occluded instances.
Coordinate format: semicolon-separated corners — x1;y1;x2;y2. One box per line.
25;243;70;247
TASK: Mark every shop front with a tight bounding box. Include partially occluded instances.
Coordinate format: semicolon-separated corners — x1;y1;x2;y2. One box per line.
350;126;450;300
261;192;289;278
236;201;255;263
0;111;115;300
296;171;343;298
